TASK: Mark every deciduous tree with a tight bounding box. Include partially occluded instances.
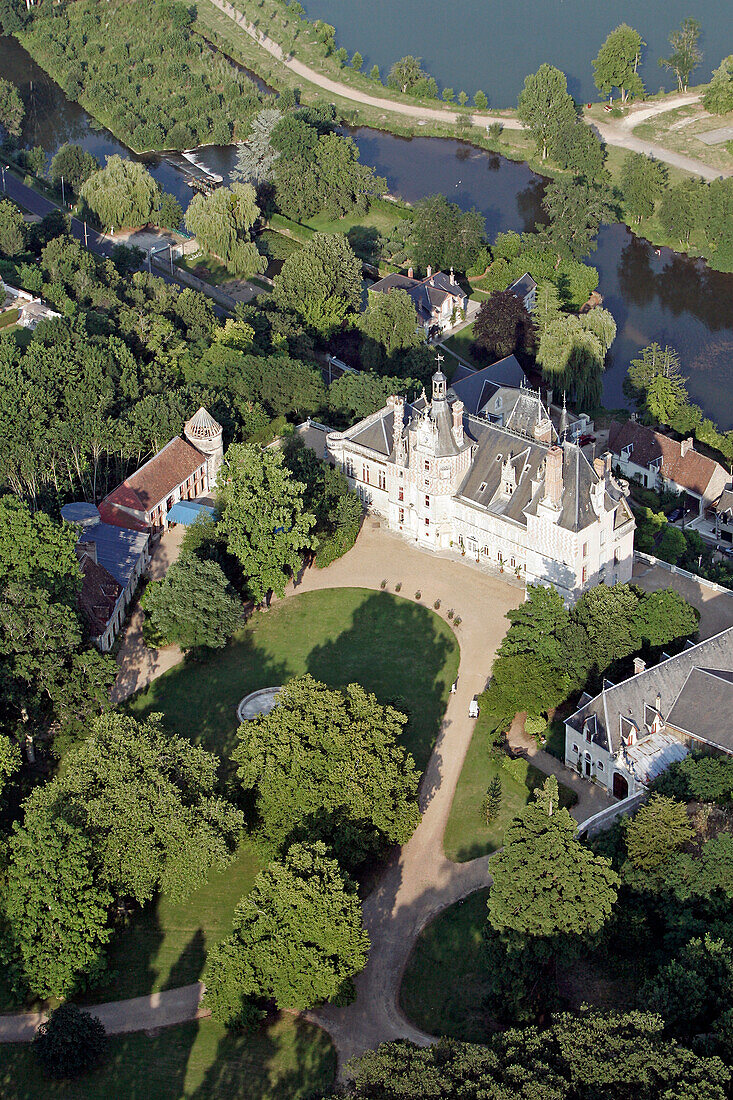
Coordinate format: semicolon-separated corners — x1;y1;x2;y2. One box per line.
473;290;535;359
517;64;576;160
218;443;315;602
620;152;668;223
142;554;242;649
593;24;645;103
80;155;161;229
33;1005;108;1080
233;675;420;866
274;232;362;336
0;76;24;136
541;179;612;260
204;841;369;1021
0;198;26;256
409;193;485;273
184;183;265;278
359;286;423;371
659;177;705;245
49;144;100;195
703;55;733;114
660;18;702;92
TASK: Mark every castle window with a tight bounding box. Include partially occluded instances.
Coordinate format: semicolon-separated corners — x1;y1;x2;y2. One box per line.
582;566;587;583
424;460;430;472
398;487;404;502
425;495;430;508
572;743;579;754
479;482;487;493
345;459;354;478
583;542;588;558
510;557;515;568
378;469;386;491
425;517;430;528
398;508;404;525
362;465;370;484
597;761;604;771
644;704;659;729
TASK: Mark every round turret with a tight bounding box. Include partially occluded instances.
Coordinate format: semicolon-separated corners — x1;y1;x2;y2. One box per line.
184;406;224;482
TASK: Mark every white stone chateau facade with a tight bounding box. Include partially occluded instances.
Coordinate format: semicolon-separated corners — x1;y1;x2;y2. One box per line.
326;370;635;602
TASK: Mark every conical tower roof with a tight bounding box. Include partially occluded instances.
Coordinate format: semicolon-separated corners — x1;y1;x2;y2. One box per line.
184;406;221;441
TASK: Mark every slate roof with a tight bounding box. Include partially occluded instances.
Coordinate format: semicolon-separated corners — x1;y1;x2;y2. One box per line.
77;552;121;638
504;390;554;440
714;489;733;518
666;667;733;751
75;522;149;588
448;355;527;413
609;420;727;498
103;437;206;514
567;626;733;756
369;270;464;324
508;272;537;300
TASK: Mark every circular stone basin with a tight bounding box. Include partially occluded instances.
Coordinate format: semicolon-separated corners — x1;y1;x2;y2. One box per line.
236;686;283;723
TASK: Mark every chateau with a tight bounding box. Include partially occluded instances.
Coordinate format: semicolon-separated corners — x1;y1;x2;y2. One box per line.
326;369;635;602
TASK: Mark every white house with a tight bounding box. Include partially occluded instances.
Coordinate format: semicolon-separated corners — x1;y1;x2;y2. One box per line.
565;627;733;799
609;419;728;517
326;369;635;603
368;267;467;337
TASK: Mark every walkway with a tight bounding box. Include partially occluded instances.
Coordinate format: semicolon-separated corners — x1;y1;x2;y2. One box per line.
205;1;728;181
0;523;614;1057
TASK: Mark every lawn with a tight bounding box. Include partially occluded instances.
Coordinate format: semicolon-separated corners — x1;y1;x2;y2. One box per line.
129;588;459;772
443;714;576;862
440;323;490;371
177;253;234;287
400;888;492;1042
0;1015;336;1100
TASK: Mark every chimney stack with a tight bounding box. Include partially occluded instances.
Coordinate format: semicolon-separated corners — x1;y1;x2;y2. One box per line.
408;267;413;279
388;395;405;459
452;399;464;447
681;437;694;457
450;266;456;286
543;446;563;509
594;456;605;481
633;657;646;676
77;540;98;565
427;265;432;278
545;388;553;409
604;451;612;477
534;417;553;445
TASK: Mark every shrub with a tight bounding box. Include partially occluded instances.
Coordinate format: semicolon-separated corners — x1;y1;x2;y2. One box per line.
488;121;503;139
33;1005;108;1080
395;582;402;592
380;579;387;589
482;774;503;823
447;609;454;619
433;599;441;610
454;616;462;626
415;590;421;600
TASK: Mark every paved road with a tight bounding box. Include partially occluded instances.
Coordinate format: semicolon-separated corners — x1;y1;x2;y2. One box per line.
0;524;613;1055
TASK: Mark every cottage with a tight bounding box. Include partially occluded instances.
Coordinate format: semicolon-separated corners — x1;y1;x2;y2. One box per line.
100;407;223;533
326;368;634;602
565;627;733;799
609;419;728;517
368;267;467;337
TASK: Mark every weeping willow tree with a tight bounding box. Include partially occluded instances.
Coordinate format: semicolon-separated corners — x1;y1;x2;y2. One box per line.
184;182;266;278
537;308;616;411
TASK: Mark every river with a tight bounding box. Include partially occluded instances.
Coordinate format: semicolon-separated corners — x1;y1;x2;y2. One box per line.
300;0;732;108
3;34;733;425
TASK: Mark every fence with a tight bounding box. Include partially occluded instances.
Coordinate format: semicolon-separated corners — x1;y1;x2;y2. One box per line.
634;551;733;596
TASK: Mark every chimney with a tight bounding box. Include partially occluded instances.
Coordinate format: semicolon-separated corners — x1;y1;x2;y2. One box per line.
534;417;552;445
408;267;413;279
450;266;456;286
388;395;405;457
545;388;553;409
633;657;646;676
681;437;694;457
594;456;605;481
604;451;612;477
77;539;97;565
543;446;563;508
452;399;464;446
427;265;432;278
655;692;662;713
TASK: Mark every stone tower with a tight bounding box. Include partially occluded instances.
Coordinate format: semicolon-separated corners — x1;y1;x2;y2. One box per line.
184;407;224;483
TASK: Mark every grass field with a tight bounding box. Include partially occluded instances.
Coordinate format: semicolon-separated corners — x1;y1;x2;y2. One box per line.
440;322;491;371
0;1015;336;1100
400;888;492;1042
444;717;576;862
177;253;234;286
129;588;459;772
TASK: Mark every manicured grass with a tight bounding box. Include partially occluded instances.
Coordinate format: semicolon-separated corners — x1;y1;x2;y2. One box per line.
441;323;491;372
304;204;403;239
400;889;492;1042
129;588;459;772
444;719;576;862
178;253;234;286
257;229;302;262
81;839;264;1003
0;1015;336;1100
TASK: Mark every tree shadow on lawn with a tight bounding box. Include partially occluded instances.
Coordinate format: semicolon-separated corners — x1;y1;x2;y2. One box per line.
306;591;459;773
128;589;459;777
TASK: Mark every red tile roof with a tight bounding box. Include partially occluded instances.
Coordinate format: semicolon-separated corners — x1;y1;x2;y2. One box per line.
103;437;206;516
97;500;149;532
609;420;727;498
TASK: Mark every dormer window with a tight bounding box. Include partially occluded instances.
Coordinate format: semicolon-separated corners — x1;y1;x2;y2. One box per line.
644;703;661;731
583;714;597;742
620;715;638;746
496;396;502;410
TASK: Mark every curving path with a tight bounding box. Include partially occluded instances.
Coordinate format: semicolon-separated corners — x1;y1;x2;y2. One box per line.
0;523;611;1057
206;1;727;180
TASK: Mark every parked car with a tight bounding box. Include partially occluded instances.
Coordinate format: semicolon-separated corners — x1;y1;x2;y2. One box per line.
667;508;684;523
578;433;596;446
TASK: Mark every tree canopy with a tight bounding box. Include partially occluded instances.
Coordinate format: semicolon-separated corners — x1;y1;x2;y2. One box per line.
359;287;423;372
49;144;100;196
593;24;645;103
517;64;576;161
660;18;702;92
0;76;24;137
184;183;265;278
204;841;369;1021
218;443;315;603
488;776;619;938
233;674;420;867
80;155;161;230
473;290;535;359
141;553;242;649
274;232;362;337
620;152;668;223
408;194;485;273
625;794;695;871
